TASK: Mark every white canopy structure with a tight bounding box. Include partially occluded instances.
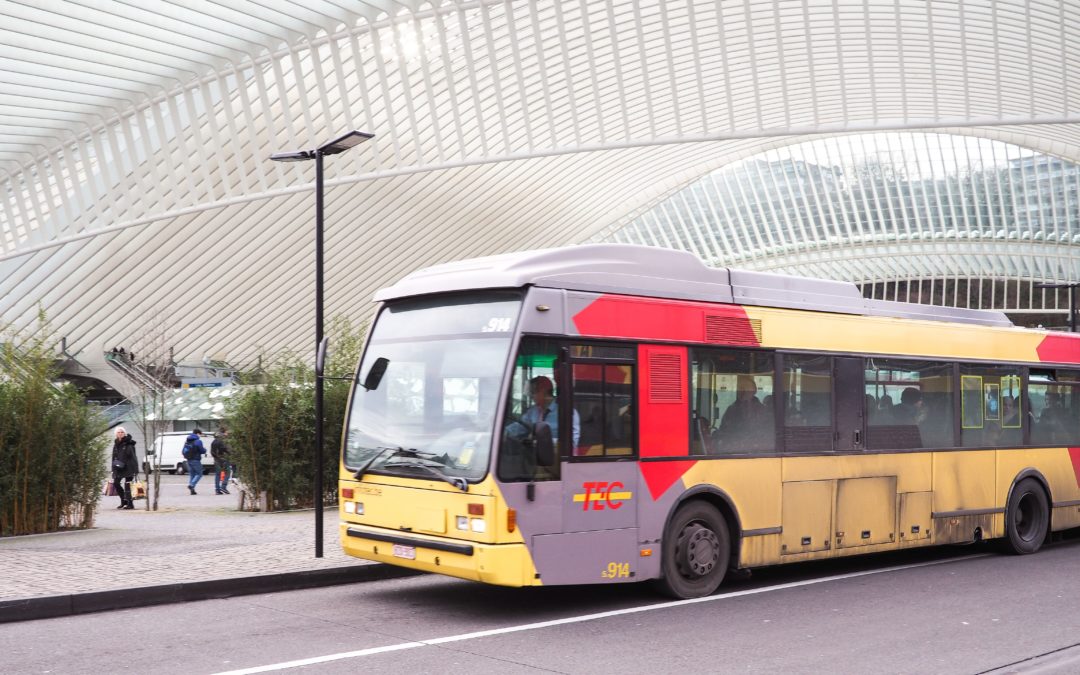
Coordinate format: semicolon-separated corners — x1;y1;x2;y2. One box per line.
2;0;1079;387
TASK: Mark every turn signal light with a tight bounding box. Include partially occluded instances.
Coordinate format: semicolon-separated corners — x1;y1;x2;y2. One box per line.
342;488;354;499
507;508;517;533
468;503;484;516
640;549;653;557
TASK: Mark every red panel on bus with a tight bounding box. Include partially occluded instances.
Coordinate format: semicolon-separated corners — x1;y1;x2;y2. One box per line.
1036;334;1080;364
1069;448;1080;488
638;344;694;499
640;460;698;501
573;294;760;346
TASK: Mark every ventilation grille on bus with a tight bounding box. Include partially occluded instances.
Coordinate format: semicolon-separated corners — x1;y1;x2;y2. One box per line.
648;353;683;403
704;315;763;346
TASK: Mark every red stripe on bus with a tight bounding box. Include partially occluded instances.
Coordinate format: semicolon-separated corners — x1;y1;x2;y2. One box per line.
640;460;697;501
1069;448;1080;488
1036;334;1080;364
572;294;759;345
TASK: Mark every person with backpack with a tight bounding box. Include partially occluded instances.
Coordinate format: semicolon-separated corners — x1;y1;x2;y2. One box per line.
111;427;139;509
210;427;231;495
182;428;208;495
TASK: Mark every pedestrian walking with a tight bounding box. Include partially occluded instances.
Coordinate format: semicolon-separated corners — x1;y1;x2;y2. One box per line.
182;428;207;495
211;427;231;495
111;427;138;509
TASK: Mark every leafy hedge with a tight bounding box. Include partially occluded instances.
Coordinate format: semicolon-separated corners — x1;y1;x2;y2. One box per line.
0;324;108;536
226;317;363;511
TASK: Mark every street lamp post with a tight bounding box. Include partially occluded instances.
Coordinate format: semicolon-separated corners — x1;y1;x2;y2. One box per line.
1034;281;1079;333
272;129;373;557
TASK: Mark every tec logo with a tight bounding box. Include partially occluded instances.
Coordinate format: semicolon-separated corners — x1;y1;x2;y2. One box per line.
573;481;632;511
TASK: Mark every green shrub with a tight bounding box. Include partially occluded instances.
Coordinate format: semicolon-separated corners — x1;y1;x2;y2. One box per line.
226;317;364;511
0;322;108;536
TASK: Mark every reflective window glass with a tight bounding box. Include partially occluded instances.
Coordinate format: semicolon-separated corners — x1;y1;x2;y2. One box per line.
690;349;774;455
1030;370;1080;446
960;366;1023;447
865;359;954;449
782;355;832;452
573;363;634;457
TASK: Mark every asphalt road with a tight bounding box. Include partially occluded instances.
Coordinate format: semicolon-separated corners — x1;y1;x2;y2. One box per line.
5;538;1080;675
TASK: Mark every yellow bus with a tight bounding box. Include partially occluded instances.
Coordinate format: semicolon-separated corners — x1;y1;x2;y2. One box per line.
338;245;1080;598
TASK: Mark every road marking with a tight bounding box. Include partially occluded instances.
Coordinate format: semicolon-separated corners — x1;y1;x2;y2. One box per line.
217;552;988;675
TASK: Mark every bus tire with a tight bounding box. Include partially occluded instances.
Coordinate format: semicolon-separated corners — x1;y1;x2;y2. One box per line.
1004;478;1049;555
657;501;729;599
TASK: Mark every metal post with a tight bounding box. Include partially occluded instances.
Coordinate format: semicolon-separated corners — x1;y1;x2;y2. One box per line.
314;150;325;558
1071;286;1077;334
271;130;372;560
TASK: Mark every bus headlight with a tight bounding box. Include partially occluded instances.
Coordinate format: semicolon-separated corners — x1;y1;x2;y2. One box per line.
456;516;469;531
344;501;363;515
470;518;486;533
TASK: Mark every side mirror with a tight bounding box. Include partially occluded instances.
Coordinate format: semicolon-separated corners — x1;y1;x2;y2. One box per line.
362;357;389;391
533;421;556;467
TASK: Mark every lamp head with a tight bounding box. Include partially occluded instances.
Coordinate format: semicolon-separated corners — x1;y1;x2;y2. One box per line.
318;130;374;155
270;149;316;162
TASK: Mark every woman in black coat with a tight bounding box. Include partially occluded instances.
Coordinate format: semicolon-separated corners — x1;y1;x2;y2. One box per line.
111;427;139;509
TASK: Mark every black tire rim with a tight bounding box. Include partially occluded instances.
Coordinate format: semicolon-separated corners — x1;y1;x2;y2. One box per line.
1015;491;1043;542
676;522;720;578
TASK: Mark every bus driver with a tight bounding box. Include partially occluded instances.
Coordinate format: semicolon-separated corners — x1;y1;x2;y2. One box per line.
507;375;581;451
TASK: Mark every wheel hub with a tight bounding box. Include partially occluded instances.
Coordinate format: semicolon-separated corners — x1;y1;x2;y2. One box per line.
677;523;720;578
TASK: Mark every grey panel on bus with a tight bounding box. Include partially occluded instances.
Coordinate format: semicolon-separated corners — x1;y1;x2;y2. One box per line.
374;244;734;305
375;244;1012;328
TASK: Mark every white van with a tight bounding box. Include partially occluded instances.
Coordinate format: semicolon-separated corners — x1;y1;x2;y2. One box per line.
147;432;215;475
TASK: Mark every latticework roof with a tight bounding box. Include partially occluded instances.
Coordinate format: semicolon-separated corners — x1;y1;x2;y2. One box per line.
2;1;1079;368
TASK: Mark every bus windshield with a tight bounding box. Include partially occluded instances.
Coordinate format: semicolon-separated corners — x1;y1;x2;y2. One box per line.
344;292;521;483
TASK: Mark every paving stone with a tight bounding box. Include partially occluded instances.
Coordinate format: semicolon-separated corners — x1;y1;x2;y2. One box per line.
0;475;371;602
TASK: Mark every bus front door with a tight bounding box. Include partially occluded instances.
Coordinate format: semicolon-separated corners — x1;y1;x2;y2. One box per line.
532;357;640;585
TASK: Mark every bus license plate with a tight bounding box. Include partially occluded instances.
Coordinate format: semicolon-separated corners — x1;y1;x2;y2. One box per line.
392;544;416;560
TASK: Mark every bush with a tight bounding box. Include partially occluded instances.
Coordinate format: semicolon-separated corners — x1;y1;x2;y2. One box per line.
0;322;108;536
226;317;364;511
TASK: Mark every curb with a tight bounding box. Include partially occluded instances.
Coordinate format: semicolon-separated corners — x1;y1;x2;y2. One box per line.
0;564;424;624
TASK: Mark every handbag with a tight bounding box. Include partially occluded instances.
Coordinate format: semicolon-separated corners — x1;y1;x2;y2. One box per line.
131;481;147;500
112;459;125;470
103;480;117;497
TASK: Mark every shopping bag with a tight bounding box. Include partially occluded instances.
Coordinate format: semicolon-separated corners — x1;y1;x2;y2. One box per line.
131;481;147;500
103;480;117;497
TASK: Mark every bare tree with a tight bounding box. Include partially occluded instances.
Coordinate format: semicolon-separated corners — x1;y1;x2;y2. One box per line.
127;312;174;511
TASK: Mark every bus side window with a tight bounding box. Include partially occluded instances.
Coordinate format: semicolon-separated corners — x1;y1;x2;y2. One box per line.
570;362;634;458
1029;370;1080;446
961;366;1022;448
865;359;954;450
782;354;832;453
691;347;774;455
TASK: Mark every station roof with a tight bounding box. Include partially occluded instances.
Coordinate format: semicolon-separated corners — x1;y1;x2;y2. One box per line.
1;1;1078;369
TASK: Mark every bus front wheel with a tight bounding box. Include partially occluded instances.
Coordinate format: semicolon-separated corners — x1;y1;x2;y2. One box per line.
657;501;729;599
1005;478;1049;555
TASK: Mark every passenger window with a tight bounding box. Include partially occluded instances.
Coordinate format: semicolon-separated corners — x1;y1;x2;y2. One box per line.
690;349;774;455
865;359;954;449
782;355;832;452
571;362;635;458
960;365;1023;447
1030;369;1080;446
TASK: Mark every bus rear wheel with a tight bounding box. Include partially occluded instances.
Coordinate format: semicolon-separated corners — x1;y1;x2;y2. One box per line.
657;501;729;599
1005;478;1049;555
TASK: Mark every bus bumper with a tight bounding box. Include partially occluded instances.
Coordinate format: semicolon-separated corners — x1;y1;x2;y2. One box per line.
340;523;538;587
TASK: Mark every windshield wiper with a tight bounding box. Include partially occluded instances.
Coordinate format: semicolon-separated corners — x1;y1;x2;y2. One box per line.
353;446;413;480
384;460;469;492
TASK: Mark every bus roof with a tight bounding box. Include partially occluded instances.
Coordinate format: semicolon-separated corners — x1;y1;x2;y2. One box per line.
375;244;1012;328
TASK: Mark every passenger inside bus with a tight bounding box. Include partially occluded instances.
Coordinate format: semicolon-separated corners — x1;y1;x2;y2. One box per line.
716;375;771;452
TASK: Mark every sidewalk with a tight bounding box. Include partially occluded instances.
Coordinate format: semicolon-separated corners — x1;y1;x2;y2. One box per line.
0;475;419;623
